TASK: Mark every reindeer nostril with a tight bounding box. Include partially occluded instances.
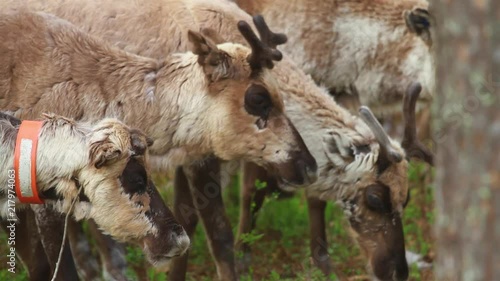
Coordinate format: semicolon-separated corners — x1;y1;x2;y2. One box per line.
295;158;318;185
395;262;409;281
292;159;310;186
306;166;318;183
172;224;185;236
170;229;190;257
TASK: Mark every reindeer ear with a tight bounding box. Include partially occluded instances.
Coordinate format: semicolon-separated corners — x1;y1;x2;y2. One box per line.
90;143;122;169
404;8;432;43
323;132;355;167
87;120;131;169
188;30;231;82
130;129;152;156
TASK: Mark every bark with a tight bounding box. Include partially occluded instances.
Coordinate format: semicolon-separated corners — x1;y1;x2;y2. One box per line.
432;0;500;280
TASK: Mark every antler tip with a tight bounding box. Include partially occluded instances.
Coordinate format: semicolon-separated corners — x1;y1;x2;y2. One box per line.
272;50;283;61
407;82;422;99
237;20;249;31
358;106;372;117
252;14;265;25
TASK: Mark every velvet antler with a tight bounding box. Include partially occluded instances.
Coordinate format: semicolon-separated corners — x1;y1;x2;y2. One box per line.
237;15;287;73
401;82;434;165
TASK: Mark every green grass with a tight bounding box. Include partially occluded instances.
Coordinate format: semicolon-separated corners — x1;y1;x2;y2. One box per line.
0;226;28;281
0;164;435;280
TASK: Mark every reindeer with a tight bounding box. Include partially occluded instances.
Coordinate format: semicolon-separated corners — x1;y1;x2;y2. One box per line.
0;112;190;273
242;84;433;280
2;1;432;280
233;0;434;116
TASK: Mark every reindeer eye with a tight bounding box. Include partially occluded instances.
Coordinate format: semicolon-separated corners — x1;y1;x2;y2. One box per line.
244;84;273;119
119;158;148;195
366;193;384;211
131;175;146;187
365;184;391;213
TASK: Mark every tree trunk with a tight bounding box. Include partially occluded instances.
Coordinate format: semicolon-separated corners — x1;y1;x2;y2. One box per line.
431;0;500;280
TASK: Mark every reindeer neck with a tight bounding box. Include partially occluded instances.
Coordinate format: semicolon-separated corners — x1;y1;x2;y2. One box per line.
56;26;213;157
61;42;214;158
273;59;376;191
3;13;213;159
1;13;162;123
135;53;214;160
35;120;90;190
274;60;365;136
0;119;89;207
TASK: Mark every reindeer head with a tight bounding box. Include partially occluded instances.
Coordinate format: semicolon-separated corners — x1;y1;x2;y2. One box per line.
35;117;189;267
188;15;317;187
320;83;433;281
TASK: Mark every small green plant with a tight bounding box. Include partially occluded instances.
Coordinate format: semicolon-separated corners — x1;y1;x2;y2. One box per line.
239;230;265;245
125;244;146;280
125;267;139;281
328;273;339;280
0;268;28;281
268;270;281;281
148;268;167;281
255;179;268;190
409;263;422;281
240;274;253;281
126;245;145;266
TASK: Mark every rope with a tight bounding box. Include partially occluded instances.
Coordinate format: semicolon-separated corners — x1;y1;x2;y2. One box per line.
50;182;84;281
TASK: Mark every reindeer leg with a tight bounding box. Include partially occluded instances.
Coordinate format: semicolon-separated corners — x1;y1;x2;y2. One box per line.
168;167;199;281
31;205;80;281
235;162;270;274
67;220;101;281
87;220;128;281
185;158;237;281
1;208;52;281
307;196;334;278
307;197;348;280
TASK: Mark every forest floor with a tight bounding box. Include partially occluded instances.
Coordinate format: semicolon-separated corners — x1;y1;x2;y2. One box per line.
0;163;435;281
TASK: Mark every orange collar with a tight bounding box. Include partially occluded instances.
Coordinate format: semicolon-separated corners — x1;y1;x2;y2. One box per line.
14;120;44;204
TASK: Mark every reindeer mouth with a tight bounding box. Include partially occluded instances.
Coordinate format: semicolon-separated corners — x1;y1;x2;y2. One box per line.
275;165;317;190
142;249;178;269
276;176;302;191
141;229;190;268
151;253;180;262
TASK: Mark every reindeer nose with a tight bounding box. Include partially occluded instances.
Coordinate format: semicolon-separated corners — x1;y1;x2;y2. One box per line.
305;160;318;184
393;262;409;281
372;255;409;281
166;228;190;258
295;158;318;186
391;271;409;281
382;259;408;281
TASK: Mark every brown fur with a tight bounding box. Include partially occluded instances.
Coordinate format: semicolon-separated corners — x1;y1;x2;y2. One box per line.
0;10;316;185
234;0;434;114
